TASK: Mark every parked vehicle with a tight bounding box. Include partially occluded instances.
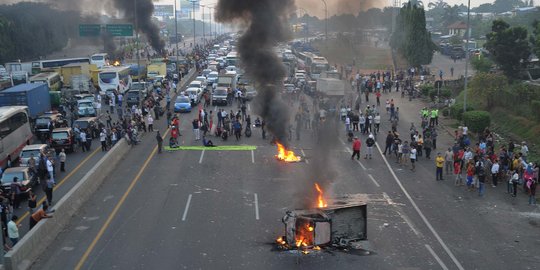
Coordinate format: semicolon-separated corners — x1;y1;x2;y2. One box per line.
73;117;101;139
1;167;38;197
77;99;96;117
19;144;52;167
50;127;76;153
0;83;51;118
34;112;67;140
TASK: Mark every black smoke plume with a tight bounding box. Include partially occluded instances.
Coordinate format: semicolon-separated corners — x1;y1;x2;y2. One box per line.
113;0;165;54
101;31;117;57
216;0;294;144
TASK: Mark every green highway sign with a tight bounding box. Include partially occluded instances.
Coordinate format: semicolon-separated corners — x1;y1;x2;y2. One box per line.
79;24;101;37
105;24;134;36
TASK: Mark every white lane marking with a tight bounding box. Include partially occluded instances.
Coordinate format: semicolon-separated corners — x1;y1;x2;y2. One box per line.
182;194;193;221
383;192;421;236
300;149;309;164
376;143;464;270
425;244;450;270
247;104;251;111
254;193;260;220
251;150;255;164
345;148;367;170
214;106;217;112
199;150;205;164
339;138;347;146
368;174;380;187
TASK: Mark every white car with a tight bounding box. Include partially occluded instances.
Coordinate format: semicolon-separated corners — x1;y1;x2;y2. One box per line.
194;76;208;89
188;80;204;93
225;65;237;73
185;87;203;105
207;71;219;85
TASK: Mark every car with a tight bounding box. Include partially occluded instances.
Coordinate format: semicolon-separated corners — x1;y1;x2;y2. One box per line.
201;69;212;78
245;85;258;101
174;96;192;113
19;144;52;167
284;84;296;93
194;76;208;89
207;71;219;85
73;117;101;139
212;88;228;106
50;127;76;153
77;99;97;117
125;90;143;107
74;94;95;102
294;73;306;83
130;82;153;97
0;167;38;196
34;112;68;138
188;80;204;92
185;87;202;105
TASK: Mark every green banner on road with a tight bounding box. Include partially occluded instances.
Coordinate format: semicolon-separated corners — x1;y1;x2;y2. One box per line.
165;145;257;151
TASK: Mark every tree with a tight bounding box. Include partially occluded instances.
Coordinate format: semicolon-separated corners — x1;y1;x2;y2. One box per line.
441;5;461;29
469;73;508;109
390;2;437;67
470;55;493;73
532;20;540;59
485;19;530;78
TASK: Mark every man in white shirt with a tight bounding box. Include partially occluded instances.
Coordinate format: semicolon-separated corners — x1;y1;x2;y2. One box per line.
147;114;154;132
46;157;54;184
491;160;500;187
100;129;107;151
7;215;20;246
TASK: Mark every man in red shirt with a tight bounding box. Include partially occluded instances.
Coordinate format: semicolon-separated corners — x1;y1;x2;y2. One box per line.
352;137;361;160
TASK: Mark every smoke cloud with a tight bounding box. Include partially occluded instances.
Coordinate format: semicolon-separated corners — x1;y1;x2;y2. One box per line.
295;0;380;18
216;0;294;144
112;0;165;54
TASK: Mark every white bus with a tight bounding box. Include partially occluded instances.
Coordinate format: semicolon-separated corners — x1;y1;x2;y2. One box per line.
0;106;32;168
31;57;90;75
29;72;62;91
98;66;132;95
226;51;238;67
90;53;110;69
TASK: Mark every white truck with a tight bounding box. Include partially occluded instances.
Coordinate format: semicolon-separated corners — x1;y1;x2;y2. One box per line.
316;77;346;98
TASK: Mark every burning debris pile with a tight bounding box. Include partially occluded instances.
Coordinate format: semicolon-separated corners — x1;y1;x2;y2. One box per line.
276;185;368;254
275;142;302;162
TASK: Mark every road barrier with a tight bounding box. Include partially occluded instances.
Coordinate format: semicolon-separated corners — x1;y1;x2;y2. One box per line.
3;139;130;270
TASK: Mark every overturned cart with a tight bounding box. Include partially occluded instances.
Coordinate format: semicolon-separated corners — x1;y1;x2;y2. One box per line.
277;199;368;252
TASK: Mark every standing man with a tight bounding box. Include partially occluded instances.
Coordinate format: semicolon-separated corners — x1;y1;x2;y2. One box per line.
58;149;66;172
476;158;487;196
7;215;20;247
383;131;393;155
444;148;454;175
365;134;375;159
351;137;361;160
192;119;200;141
410;146;417;172
156;131;163;154
435;153;444;181
491;159;500;187
80;129;88;152
147;114;154;132
100;129;107;152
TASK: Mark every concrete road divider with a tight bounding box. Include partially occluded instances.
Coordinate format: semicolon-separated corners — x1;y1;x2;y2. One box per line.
3;139;130;270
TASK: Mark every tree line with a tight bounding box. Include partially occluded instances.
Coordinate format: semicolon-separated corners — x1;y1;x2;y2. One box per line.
0;2;82;64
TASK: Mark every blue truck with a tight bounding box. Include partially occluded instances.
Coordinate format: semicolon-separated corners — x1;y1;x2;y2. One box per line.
0;83;51;119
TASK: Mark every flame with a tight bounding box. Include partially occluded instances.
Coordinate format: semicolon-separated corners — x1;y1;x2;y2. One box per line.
314;183;328;208
113;60;121;66
276;236;286;246
307;225;314;232
313;246;321;250
275;142;301;162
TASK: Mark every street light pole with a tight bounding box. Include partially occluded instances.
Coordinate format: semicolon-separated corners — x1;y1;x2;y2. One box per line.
201;5;206;46
192;0;196;47
463;0;471;114
135;0;142;108
321;0;328;49
174;0;180;76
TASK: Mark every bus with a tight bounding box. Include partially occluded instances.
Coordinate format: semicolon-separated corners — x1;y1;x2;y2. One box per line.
0;106;32;168
98;66;132;94
306;54;329;79
226;51;238;67
90;53;110;69
29;72;62;91
31;57;91;75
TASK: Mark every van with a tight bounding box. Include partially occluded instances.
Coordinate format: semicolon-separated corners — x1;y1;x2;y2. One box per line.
50;127;76;153
19;144;52;166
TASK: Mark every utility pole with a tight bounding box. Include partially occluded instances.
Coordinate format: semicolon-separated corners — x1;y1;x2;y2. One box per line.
191;0;196;47
321;0;328;49
201;5;206;46
135;0;142;108
174;0;180;77
463;0;471;113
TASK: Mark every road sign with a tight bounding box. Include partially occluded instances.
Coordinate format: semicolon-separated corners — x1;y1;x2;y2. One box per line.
79;24;101;37
154;5;174;17
105;24;134;37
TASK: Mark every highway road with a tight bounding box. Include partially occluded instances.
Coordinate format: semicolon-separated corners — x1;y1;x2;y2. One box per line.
28;79;540;270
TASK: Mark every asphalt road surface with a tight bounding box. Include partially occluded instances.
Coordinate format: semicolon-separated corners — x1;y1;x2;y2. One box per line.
30;83;539;269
